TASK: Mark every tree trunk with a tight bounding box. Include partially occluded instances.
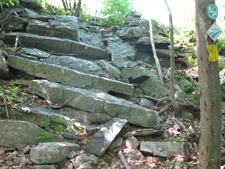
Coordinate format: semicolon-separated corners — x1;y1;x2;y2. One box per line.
195;0;222;168
74;0;82;18
164;0;179;116
95;0;98;22
61;0;68;11
148;18;163;84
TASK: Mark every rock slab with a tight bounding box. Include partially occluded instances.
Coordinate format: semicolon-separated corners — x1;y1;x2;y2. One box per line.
140;142;185;157
7;54;134;96
30;142;80;164
85;118;127;157
28;80;158;127
0;120;63;147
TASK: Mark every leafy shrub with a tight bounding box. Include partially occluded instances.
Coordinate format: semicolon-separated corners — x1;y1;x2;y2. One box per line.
101;0;133;27
0;0;19;7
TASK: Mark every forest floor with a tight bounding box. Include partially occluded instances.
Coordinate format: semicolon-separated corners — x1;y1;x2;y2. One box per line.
0;66;225;169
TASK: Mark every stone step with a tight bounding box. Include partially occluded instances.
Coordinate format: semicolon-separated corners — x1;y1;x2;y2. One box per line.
6;54;134;96
28;80;159;128
4;32;110;60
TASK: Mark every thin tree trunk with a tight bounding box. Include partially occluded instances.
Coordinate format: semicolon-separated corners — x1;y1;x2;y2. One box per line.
148;18;163;84
74;0;82;18
164;0;179;116
195;0;222;168
61;0;68;11
95;0;98;22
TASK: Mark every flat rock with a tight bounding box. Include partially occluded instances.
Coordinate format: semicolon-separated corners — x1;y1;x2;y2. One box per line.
156;49;178;57
4;32;110;60
63;131;82;141
28;80;158;127
30;142;80;164
6;54;134;96
85;118;127;156
121;67;154;83
125;136;139;148
40;55;108;77
0;120;63;147
33;165;57;169
140;142;185;157
18;48;51;59
123;129;163;138
97;60;121;79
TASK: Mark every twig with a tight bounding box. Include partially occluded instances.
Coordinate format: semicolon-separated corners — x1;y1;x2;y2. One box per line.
158;102;172;114
1;92;9;118
173;117;186;129
118;149;130;169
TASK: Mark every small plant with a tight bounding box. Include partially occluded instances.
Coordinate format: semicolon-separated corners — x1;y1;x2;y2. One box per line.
65;126;72;132
35;132;55;142
185;56;197;68
173;137;187;143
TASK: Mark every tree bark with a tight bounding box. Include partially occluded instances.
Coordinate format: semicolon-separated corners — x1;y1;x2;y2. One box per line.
74;0;82;18
164;0;179;116
195;0;222;168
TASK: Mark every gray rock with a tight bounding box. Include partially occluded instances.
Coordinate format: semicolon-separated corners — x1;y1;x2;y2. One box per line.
27;15;79;41
4;32;110;60
0;12;28;31
124;152;142;160
125;136;139;148
40;55;108;77
121;67;153;83
108;137;123;150
28;80;158;127
0;120;63;147
85;118;127;156
87;112;111;123
0;106;71;127
33;165;57;169
175;79;193;93
123;129;163;138
12;160;20;166
30;142;80;164
156;49;178;57
7;55;134;96
0;52;10;78
0;40;4;47
74;122;98;136
18;48;51;59
140;142;185;157
79;30;102;48
116;27;148;39
5;147;17;153
20;0;42;10
14;79;32;87
75;154;99;168
140;98;155;107
137;36;170;45
140;77;168;98
104;37;123;51
67;151;78;159
97;60;121;79
63;132;82;141
111;43;137;68
23;145;31;154
67;163;74;169
24;8;40;18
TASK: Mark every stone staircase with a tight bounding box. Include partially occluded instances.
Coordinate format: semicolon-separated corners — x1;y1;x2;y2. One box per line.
0;7;187;168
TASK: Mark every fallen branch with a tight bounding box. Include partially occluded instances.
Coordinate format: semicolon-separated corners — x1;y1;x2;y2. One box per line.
156;97;171;106
172;117;186;130
118;149;130;169
158;102;172;114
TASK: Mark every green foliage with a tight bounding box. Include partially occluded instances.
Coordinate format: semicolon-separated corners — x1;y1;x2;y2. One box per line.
220;63;225;69
185;56;197;68
173;137;187;143
35;0;65;15
35;132;55;142
0;0;19;7
218;29;225;54
101;0;133;27
0;81;24;105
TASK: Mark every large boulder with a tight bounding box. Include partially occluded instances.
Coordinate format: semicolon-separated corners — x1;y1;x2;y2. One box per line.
28;80;158;127
6;54;134;96
140;76;168;98
85;118;127;156
4;32;111;60
27;15;79;41
30;142;80;164
79;30;102;48
0;120;63;147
